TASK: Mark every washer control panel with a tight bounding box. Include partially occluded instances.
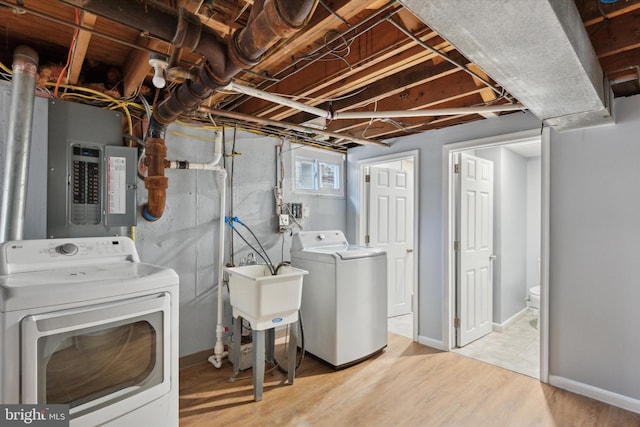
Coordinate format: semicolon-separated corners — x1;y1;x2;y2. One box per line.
0;237;138;274
290;230;348;251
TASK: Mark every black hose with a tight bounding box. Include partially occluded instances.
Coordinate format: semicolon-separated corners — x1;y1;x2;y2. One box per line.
229;225;275;275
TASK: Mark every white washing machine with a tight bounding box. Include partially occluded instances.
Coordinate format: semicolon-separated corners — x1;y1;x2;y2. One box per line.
0;237;179;426
290;230;387;368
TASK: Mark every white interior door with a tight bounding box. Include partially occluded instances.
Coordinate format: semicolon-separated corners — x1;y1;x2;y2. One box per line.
368;166;414;318
456;153;494;347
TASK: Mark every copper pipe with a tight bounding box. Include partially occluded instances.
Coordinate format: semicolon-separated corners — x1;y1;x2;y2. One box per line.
142;138;169;221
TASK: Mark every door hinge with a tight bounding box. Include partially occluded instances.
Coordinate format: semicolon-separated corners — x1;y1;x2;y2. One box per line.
365;235;370;244
365;174;371;183
454;163;460;174
454;240;460;251
454;317;460;328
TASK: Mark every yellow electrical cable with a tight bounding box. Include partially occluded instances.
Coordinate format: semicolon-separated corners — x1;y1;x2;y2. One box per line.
0;61;12;75
55;84;133;135
1;60;343;150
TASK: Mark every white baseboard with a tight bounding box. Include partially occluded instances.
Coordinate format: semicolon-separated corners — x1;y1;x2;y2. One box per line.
492;307;530;333
418;335;445;351
549;375;640;414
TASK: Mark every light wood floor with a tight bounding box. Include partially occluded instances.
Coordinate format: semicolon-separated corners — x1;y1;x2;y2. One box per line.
179;333;640;426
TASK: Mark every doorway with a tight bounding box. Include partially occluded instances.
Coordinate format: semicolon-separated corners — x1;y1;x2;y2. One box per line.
358;150;419;341
443;129;550;382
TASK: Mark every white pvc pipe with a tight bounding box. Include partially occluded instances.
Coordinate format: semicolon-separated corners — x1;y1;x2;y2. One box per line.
159;130;229;368
333;104;525;119
225;81;331;120
224;81;525;121
166;130;223;170
210;167;227;368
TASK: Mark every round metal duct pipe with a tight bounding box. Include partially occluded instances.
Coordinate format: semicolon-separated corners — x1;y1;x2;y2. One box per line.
0;46;39;242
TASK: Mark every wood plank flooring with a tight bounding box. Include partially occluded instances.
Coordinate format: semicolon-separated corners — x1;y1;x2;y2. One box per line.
179;333;640;426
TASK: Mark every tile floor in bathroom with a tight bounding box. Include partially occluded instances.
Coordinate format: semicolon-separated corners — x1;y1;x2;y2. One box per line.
387;310;540;379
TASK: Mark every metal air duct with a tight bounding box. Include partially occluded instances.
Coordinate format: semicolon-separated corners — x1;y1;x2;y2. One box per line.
0;46;39;242
399;0;614;131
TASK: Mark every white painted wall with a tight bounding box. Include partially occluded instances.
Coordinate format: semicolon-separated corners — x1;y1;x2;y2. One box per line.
549;95;640;401
349;94;640;405
526;156;541;289
475;146;528;324
347;111;542;340
499;147;528;322
135;131;346;356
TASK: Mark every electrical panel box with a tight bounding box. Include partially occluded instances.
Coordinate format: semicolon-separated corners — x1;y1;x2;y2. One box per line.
47;99;137;238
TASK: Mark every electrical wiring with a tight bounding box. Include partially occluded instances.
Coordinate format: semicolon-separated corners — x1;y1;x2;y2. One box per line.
300;30;354;70
318;0;351;27
47;82;135;135
0;61;346;151
219;2;399;113
54;8;80;98
0;61;11;75
167;130;222;141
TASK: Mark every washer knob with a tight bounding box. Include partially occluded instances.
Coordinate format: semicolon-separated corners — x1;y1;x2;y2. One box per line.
57;243;78;256
317;233;325;241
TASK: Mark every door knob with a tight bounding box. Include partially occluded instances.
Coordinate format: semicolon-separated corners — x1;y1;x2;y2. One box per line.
489;254;497;261
406;248;413;253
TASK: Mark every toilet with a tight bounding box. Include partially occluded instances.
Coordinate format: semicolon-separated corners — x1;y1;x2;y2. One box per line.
529;286;541;329
529;286;540;310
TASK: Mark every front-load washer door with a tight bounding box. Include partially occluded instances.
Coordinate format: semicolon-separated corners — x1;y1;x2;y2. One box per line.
21;292;171;422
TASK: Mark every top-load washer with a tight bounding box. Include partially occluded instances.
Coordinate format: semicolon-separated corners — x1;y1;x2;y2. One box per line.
290;230;387;368
0;237;179;426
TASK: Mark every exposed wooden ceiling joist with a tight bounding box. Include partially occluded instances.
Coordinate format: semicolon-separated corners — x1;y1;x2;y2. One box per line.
0;0;638;149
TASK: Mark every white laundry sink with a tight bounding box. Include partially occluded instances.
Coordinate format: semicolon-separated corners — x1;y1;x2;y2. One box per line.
224;264;307;330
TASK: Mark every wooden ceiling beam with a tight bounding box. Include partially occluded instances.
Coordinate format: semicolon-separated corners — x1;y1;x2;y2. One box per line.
599;48;640;78
233;21;446;118
284;50;469;125
326;71;486;133
67;11;97;84
467;63;498;118
589;11;640;59
347;93;489;140
189;0;388;109
576;0;640;26
266;40;455;122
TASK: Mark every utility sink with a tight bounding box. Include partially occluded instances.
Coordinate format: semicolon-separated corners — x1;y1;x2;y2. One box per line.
224;264;308;330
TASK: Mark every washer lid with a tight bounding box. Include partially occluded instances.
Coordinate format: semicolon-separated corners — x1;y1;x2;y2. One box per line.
335;246;385;260
294;245;385;260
